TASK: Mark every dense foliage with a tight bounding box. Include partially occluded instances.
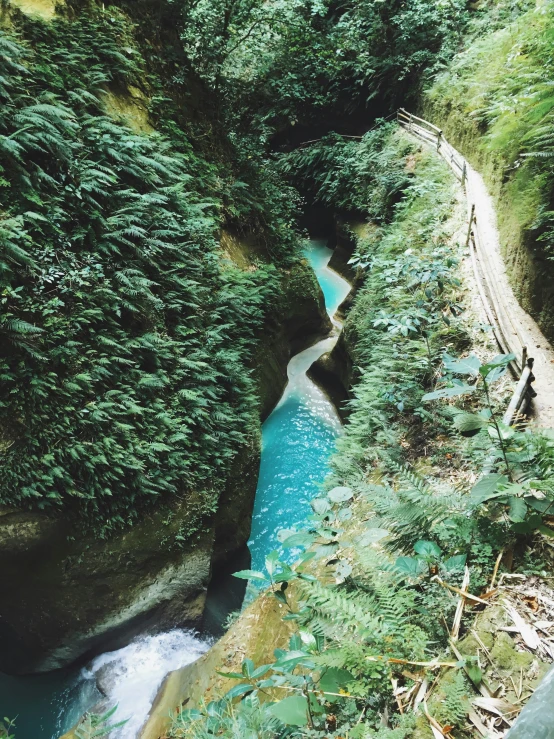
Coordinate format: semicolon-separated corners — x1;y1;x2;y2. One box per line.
3;0;554;734
0;0;495;527
133;0;470;138
0;9;292;529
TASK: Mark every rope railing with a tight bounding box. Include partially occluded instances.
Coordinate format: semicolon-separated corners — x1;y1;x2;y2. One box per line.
397;108;536;416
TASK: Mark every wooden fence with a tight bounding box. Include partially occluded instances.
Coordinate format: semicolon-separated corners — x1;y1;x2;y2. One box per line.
397;108;536;418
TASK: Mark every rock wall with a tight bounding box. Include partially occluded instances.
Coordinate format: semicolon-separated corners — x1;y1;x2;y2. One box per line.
254;258;332;419
307;332;353;421
308;216;365;418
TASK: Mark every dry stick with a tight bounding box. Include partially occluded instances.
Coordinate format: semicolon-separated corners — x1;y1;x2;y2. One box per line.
366;655;459;669
489;550;504;592
468;707;489;737
431;575;490;605
423;702;453;738
470;629;494;665
412;678;428;713
451;565;471;641
391;678;404;714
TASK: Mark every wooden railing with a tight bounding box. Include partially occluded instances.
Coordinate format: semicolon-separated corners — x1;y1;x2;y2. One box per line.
397;108;536;416
397;108;467;185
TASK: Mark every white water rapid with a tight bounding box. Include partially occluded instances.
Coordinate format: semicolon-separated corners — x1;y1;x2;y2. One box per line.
83;630;208;737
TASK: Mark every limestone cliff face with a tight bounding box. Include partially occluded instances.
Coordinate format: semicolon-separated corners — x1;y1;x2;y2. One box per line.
0;502;213;674
254;259;332;420
307;331;353;421
307;217;364;418
0;242;330;675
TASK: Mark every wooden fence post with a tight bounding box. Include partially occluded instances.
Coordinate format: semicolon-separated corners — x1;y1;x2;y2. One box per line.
461;160;467;187
437;130;442;152
465;204;475;248
522;346;528;376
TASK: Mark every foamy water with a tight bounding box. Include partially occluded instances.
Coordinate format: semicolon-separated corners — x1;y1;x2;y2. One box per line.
86;630;208;737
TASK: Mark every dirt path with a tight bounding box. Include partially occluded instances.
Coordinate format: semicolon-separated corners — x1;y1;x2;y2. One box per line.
464;163;554;427
403;123;554;428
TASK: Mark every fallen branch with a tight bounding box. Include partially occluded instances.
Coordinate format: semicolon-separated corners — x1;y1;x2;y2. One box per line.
432;575;490;605
423;702;453;738
412;678;428;714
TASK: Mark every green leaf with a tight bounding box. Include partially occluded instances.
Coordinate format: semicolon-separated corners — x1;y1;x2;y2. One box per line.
487;420;515;441
281;532;315;549
269;695;322;726
358;528;389;546
276;528;296;542
289;634;302;650
274;565;297;583
470;474;508;505
311;498;331;515
443;353;481;376
233;570;267;582
512;513;543;534
413;540;441;559
526;497;552;513
334;560;352;582
422;384;475;401
225;683;255;700
465;658;482;685
508;497;527;523
265;550;280;578
319;667;354;702
442;554;467;572
479;354;516;383
274;650;313;669
273;589;288;605
315;541;339;559
395;556;425;577
216;670;245;679
453;413;487;432
327;486;353;503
